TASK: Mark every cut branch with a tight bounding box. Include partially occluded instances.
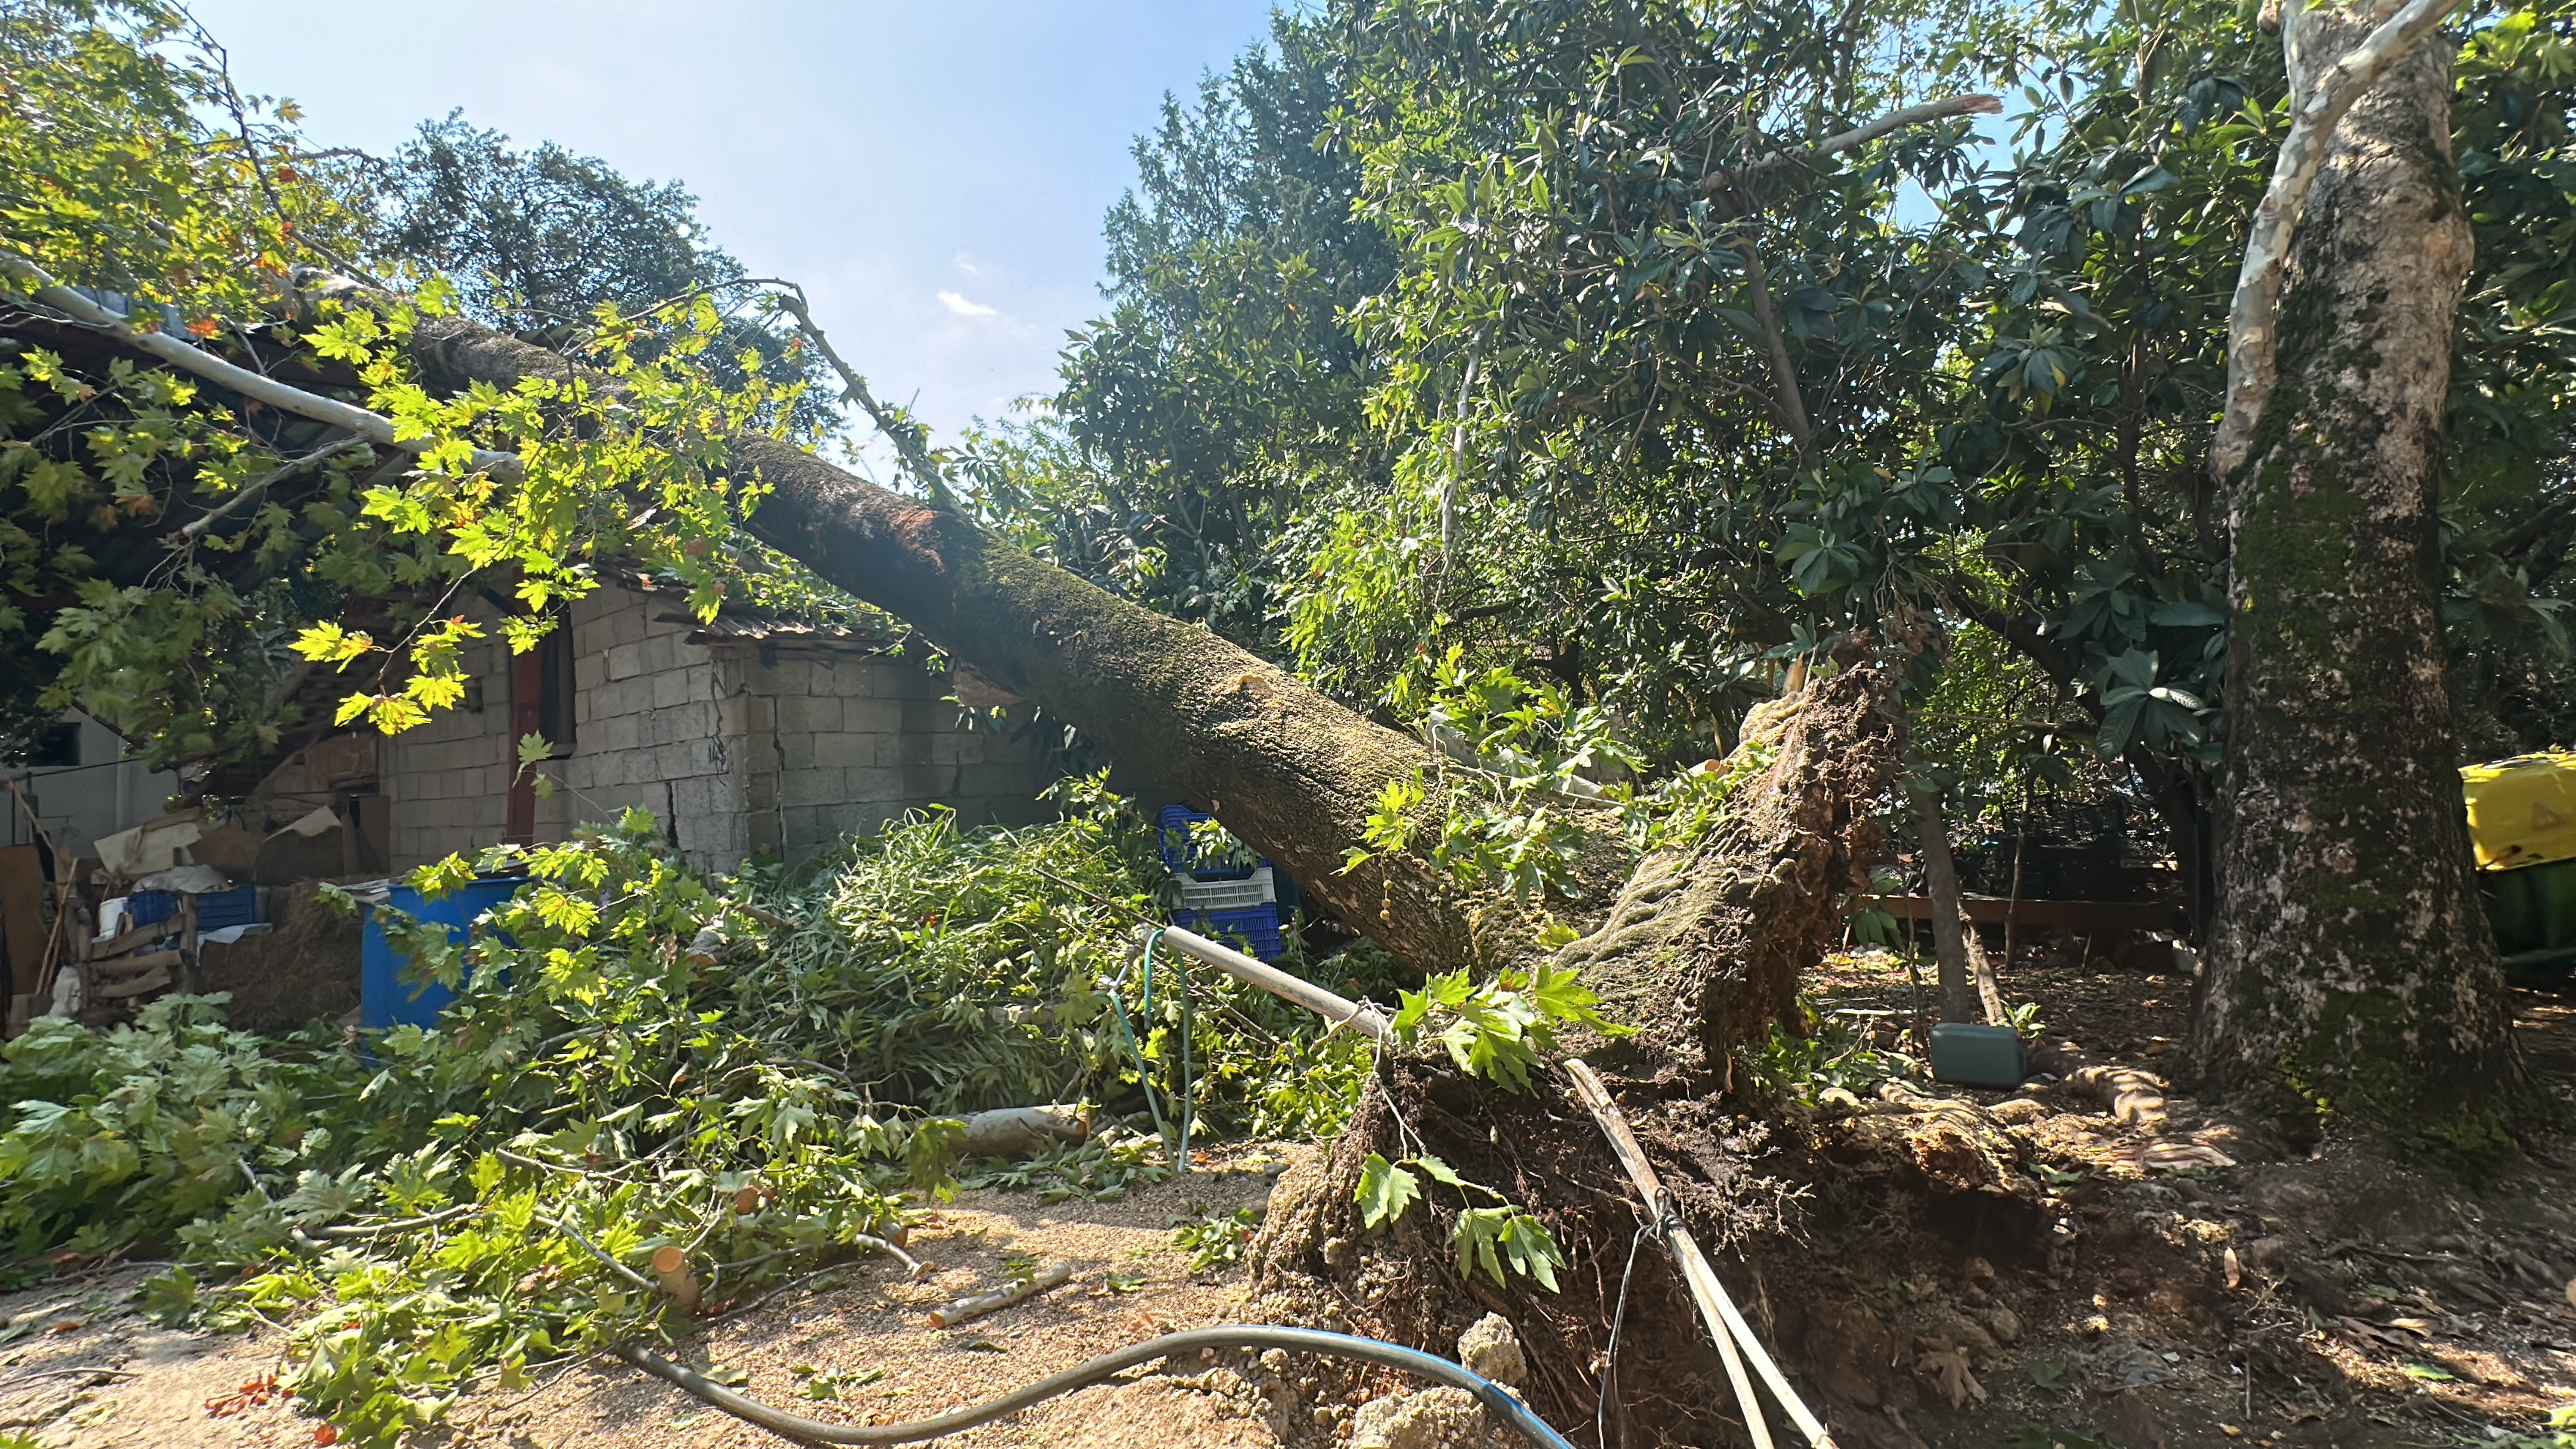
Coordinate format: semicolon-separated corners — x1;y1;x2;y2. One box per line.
2209;0;2461;482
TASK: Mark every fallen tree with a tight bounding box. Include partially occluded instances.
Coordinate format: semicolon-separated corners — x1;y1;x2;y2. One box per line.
401;311;1645;979
402;306;1908;1043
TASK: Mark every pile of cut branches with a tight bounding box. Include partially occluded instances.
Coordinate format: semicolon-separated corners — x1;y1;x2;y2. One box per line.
0;782;1369;1445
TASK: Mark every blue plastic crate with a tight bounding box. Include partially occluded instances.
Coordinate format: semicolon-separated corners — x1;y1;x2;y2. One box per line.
1173;902;1287;962
126;884;260;932
193;884;261;930
1156;804;1259;880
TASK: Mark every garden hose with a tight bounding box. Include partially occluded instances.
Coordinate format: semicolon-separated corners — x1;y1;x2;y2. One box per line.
615;1324;1578;1448
1104;926;1194;1163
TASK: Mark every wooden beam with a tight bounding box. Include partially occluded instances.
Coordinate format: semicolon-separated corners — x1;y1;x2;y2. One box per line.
92;949;182;978
1878;896;2185;933
89;919;181;960
95;965;171;999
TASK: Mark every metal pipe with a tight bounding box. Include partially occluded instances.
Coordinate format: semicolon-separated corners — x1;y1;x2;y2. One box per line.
1147;925;1390;1041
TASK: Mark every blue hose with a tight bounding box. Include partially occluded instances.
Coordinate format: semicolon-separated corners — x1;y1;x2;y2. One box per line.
617;1324;1577;1448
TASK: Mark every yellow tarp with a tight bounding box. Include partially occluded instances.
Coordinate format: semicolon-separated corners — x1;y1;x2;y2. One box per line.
2460;752;2576;870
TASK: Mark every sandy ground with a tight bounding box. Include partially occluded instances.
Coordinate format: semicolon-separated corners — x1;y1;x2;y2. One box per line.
0;1149;1302;1449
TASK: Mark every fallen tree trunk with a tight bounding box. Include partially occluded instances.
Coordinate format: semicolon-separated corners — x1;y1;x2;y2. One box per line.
405;316;1629;976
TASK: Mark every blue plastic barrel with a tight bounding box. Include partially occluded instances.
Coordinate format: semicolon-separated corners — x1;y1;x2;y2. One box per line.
359;877;525;1029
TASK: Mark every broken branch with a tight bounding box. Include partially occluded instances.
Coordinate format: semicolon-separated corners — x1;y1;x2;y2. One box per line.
1735;240;1818;471
176;434;370;539
0;250;515;475
1701;94;2003;195
760;282;948;498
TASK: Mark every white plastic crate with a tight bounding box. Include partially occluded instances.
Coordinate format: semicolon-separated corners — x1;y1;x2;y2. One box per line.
1177;866;1276;912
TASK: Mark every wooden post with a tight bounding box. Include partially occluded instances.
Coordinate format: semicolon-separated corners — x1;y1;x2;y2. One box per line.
506;648;544;846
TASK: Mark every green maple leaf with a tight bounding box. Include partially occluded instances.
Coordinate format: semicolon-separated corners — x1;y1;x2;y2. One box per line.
1355;1153;1420;1230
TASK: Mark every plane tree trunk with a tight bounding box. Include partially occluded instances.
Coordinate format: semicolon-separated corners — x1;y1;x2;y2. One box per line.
405;316;1633;977
2193;4;2536;1146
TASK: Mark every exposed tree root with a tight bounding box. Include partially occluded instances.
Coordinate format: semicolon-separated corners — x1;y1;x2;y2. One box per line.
1556;648;1906;1072
1246;650;1931;1445
1246;1060;2055;1448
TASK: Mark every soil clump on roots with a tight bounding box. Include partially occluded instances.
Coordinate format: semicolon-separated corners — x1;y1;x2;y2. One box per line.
1247;947;2576;1449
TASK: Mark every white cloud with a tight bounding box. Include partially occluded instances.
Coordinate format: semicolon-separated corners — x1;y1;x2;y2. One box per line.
952;251;980;274
937;289;999;318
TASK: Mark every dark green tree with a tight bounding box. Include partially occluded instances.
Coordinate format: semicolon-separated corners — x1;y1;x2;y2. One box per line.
367;114;832;427
969;13;1397;651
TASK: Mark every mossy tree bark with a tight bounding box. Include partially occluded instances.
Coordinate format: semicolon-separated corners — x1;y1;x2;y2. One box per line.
407;318;1632;976
1554;651;1904;1069
2193;6;2534;1143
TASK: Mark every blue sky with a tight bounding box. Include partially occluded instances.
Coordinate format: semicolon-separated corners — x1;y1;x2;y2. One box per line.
190;1;1283;460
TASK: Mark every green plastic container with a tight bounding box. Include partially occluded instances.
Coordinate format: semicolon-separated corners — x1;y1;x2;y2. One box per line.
1928;1023;2027;1089
2479;856;2576;988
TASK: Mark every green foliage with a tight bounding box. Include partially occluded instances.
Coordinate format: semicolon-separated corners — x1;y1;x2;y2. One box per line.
1354;956;1600;1292
0;1;866;764
0;996;375;1261
1734;997;1918;1106
1339;649;1642;902
1355;1151;1423;1229
1169;1205;1260;1270
1352;1150;1566;1290
1;791;1368;1445
1389;961;1627;1093
0;0;373;746
2501;1401;2576;1449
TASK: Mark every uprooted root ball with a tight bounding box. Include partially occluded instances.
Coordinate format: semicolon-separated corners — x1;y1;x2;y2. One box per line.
1244;1049;2083;1448
1247;1059;1791;1446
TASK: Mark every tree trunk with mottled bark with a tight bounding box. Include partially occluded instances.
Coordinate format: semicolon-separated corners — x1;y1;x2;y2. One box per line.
2194;4;2534;1145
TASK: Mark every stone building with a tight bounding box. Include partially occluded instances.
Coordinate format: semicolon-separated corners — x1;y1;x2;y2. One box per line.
247;578;1056;874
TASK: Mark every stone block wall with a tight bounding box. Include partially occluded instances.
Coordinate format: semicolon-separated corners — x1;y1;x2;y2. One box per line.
383;584;1055;874
557;588;749;869
381;600;572;868
712;637;1054;865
